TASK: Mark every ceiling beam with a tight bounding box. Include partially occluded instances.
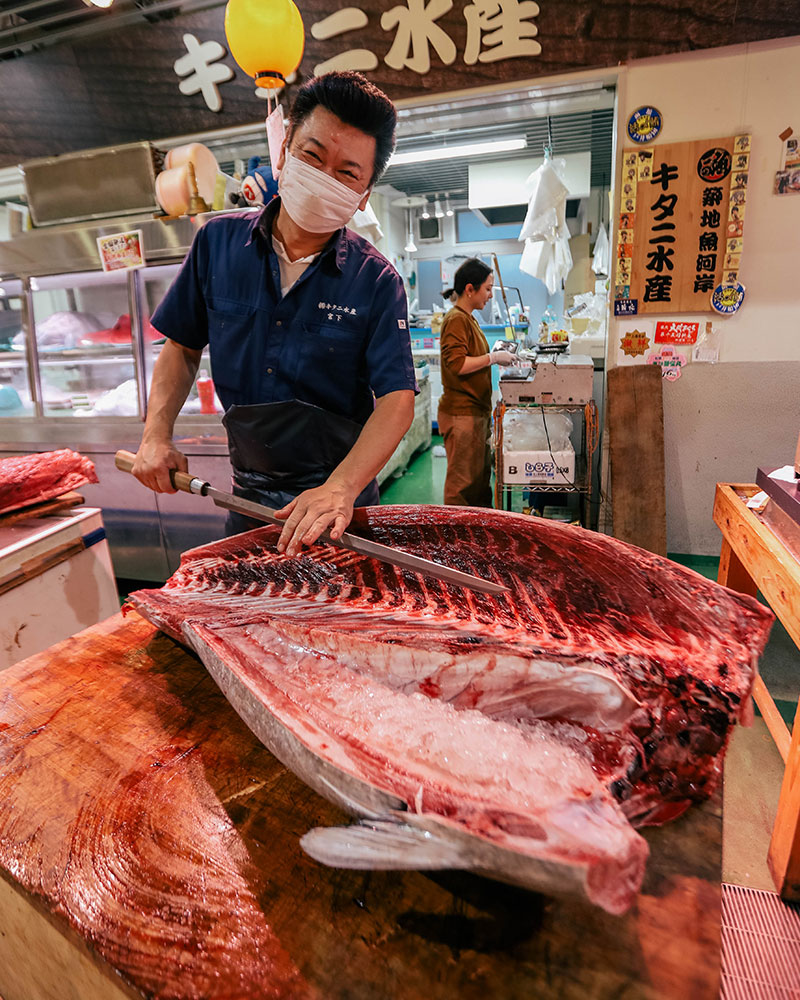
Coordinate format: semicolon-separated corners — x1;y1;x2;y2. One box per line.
0;0;225;59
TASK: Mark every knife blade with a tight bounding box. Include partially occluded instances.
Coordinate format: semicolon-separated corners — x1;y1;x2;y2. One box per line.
115;451;509;596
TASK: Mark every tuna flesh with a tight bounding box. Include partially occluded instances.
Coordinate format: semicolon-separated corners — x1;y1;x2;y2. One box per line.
0;449;98;516
127;505;773;915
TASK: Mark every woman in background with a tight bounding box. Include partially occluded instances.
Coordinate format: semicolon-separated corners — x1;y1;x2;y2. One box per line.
441;287;458;310
438;258;515;506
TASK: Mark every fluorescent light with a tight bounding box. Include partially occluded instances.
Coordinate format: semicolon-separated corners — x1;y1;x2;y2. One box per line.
389;138;526;167
82;0;115;6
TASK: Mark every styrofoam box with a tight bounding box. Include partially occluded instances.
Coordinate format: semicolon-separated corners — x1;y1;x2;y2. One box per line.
502;449;576;485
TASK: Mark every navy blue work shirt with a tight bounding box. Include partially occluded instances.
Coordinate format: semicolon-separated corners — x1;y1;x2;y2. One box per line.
151;199;417;425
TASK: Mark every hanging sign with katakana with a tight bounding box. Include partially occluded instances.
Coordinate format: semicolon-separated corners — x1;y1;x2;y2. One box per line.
618;135;751;315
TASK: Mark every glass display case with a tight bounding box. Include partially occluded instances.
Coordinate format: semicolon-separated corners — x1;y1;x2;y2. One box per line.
30;269;136;417
0;278;30;417
139;264;220;417
0;213;230;580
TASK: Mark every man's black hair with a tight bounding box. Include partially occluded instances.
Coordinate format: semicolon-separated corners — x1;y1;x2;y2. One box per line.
453;257;492;296
288;71;397;185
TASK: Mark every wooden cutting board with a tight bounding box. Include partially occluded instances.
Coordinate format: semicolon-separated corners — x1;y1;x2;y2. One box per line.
0;490;85;526
0;612;722;1000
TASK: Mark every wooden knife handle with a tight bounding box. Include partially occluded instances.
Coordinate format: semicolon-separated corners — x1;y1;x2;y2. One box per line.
114;450;198;494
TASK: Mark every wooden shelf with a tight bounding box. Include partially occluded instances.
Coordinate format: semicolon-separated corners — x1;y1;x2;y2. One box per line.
713;482;800;901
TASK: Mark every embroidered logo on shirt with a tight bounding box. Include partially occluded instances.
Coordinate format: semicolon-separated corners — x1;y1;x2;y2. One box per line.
318;301;357;316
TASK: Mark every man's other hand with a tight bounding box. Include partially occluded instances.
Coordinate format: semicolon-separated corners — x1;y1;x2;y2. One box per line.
272;482;358;556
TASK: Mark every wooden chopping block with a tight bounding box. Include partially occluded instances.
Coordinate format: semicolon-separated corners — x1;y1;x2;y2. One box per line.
0;491;85;527
0;612;722;1000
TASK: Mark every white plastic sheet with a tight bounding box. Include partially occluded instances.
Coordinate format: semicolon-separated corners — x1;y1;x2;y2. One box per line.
502;408;574;452
518;158;573;295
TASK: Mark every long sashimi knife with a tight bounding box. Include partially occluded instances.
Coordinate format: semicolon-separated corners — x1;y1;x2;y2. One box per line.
115;451;509;596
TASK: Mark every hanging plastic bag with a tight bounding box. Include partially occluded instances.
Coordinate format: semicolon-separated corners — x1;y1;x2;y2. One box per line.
351;202;383;244
519;158;573;294
591;224;609;276
518;158;569;243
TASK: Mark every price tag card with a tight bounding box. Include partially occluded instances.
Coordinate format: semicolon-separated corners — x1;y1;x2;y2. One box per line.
96;230;144;272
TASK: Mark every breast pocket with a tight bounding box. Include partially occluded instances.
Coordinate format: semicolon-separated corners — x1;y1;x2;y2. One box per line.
299;322;365;412
207;305;257;394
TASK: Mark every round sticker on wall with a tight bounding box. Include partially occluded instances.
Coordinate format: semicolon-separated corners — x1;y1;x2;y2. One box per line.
696;147;732;182
627;106;662;144
710;282;746;315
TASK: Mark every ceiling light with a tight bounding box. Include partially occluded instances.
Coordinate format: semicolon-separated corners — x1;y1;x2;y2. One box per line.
404;210;417;254
389;138;526;167
421;201;430;219
445;197;454;217
434;199;444;219
82;0;115;7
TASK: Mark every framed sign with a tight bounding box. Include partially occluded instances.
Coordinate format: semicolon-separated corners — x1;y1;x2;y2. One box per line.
617;135;750;314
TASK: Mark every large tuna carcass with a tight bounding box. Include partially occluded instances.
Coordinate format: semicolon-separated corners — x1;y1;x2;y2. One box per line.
127;506;773;915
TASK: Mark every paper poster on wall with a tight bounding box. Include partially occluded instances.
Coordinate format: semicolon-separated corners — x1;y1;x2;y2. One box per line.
96;230;145;272
774;169;800;194
614;297;638;316
621;135;750;314
654;320;700;344
781;135;800;170
616;321;653;365
648;345;687;380
692;321;721;363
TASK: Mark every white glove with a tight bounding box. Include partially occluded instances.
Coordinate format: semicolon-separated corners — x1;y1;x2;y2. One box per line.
491;350;517;367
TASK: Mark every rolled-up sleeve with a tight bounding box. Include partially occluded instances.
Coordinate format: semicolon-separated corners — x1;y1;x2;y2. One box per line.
364;265;418;398
150;226;209;350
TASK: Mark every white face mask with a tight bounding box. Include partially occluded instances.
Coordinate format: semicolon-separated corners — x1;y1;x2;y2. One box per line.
278;151;367;233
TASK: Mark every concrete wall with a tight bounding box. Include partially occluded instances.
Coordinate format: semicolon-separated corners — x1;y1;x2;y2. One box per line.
613;36;800;553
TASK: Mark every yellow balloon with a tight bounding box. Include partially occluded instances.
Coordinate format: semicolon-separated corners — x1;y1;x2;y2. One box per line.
224;0;305;89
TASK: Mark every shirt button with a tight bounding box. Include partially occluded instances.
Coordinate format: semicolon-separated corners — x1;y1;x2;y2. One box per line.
276;320;282;326
267;367;273;374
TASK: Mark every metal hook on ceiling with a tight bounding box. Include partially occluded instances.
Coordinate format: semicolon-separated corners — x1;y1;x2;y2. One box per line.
543;116;553;160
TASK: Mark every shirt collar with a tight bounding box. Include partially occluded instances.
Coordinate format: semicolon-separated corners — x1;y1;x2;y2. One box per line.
248;197;348;272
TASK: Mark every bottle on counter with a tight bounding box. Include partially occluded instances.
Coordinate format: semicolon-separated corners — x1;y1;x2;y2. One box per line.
196;369;217;414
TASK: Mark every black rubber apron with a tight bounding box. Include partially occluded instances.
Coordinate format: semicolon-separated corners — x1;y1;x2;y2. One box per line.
221;400;379;536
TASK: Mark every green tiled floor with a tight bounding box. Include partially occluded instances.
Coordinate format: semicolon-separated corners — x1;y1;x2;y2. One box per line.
380;436;446;506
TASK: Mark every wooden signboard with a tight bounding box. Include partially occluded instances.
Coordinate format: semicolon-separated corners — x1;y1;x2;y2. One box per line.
615;135;751;315
0;0;796;167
